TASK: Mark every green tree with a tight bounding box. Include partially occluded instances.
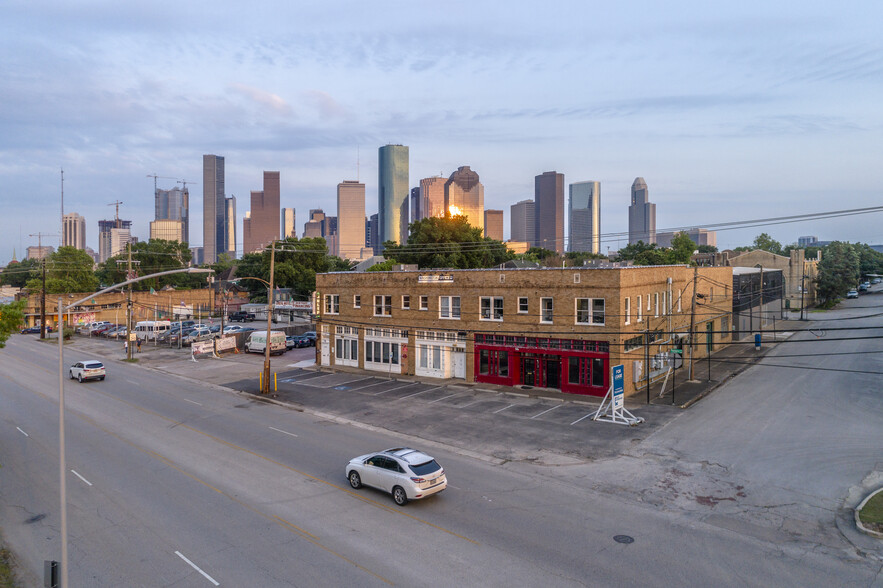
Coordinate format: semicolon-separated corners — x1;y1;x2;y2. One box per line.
0;300;26;348
382;215;512;269
815;241;860;304
855;243;883;278
232;237;332;302
697;244;718;254
366;259;398;272
25;247;98;294
0;257;40;288
95;240;197;291
669;232;697;264
633;248;671;266
751;233;783;256
616;241;657;261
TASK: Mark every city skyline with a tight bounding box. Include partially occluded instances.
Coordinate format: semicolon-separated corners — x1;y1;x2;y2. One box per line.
3;2;883;263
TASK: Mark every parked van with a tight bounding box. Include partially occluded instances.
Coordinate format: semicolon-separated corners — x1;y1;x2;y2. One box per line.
135;320;171;341
244;330;287;355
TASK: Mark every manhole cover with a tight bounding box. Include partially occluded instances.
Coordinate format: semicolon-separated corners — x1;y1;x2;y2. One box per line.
613;535;634;544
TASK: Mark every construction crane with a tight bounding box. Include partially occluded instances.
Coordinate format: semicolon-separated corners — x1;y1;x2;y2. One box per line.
146;174;179;194
177;179;197;193
107;200;124;226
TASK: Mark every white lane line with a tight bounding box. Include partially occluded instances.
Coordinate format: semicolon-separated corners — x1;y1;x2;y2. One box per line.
570;412;594;426
182;398;203;406
493;404;516;414
530;404;562;419
373;383;414;395
269;426;298;438
71;470;93;486
125;379;138;385
400;386;441;400
458;398;485;408
175;551;220;586
16;427;29;437
429;393;461;404
347;380;384;391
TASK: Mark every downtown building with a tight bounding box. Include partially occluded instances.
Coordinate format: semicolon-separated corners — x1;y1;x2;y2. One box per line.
282;208;296;239
98;219;133;262
510;199;536;247
202;154;226;263
154;186;189;245
628;177;656;245
62;213;86;250
535;171;565;254
569;181;600;254
337;181;369;260
418;176;446;221
444;166;484;231
242;171;280;255
224;196;237;258
484;210;504;241
378;144;409;247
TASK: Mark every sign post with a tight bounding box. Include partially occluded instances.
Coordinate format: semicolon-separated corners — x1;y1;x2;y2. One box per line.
592;364;644;426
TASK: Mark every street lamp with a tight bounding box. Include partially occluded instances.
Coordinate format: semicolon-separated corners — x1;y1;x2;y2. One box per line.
230;244;277;395
55;266;213;587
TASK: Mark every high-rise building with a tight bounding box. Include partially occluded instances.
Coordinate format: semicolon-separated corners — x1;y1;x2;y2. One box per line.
655;228;716;248
445;166;484;231
202;154;225;263
27;245;55;260
225;196;237;258
282;208;296;239
628;177;656;245
62;213;86;250
155;186;189;244
410;187;421;223
798;235;818;247
420;176;447;220
569;181;601;254
303;220;322;238
378;144;409;247
98;219;132;262
535;171;564;253
150;220;184;242
110;228;132;259
337;181;366;260
243;171;281;254
484;210;504;241
510;200;535;246
368;213;379;254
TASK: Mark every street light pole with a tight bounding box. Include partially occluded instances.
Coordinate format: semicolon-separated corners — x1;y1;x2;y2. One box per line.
263;241;276;394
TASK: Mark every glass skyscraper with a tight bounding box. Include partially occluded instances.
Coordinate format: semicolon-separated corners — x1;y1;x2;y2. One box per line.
202;154;225;263
568;181;600;254
378;144;409;247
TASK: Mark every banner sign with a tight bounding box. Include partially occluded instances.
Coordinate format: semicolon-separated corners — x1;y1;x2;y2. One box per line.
192;340;214;355
215;336;237;353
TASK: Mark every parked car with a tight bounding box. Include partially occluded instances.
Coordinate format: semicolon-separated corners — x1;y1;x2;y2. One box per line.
182;327;212;346
230;311;256;323
858;283;868;293
105;327;127;339
20;325;48;334
222;325;253;335
302;331;317;346
872;277;881;285
244;331;287;355
69;360;106;383
99;324;122;337
345;447;447;506
288;334;311;348
846;289;859;299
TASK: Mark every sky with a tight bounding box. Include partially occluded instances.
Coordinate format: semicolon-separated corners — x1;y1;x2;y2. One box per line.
2;0;882;265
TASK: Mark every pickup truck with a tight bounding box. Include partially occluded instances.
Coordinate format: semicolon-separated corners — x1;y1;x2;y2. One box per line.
230;311;256;323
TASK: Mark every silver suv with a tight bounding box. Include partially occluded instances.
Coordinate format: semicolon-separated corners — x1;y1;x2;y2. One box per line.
346;447;447;506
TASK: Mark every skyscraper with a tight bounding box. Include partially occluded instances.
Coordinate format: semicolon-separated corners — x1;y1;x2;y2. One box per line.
155;186;189;244
225;196;237;258
337;181;366;260
98;219;132;262
282;208;296;238
202;154;225;263
62;213;86;250
378;144;409;247
444;166;484;231
628;177;656;244
368;213;379;255
419;176;447;220
410;187;421;223
150;220;184;242
484;209;504;241
243;171;281;254
569;181;601;254
510;199;535;246
535;171;564;254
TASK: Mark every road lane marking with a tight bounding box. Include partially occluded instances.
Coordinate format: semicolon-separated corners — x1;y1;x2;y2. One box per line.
493;404;516;414
175;551;219;586
373;382;414;395
125;379;138;385
428;392;461;404
459;398;485;408
182;398;203;406
71;470;93;486
530;404;562;419
570;412;594;426
16;427;28;437
347;380;385;391
269;426;298;438
400;386;441;399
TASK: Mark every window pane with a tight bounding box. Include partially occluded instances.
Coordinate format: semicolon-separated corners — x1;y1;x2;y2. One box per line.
382;342;390;363
479;349;489;374
391;343;399;364
440;297;449;317
494;298;503;319
569;357;580;384
592;299;605;324
592;358;604;387
432;346;441;369
366;341;373;362
452;297;460;318
481;298;490;319
498;351;508;377
420;346;428;368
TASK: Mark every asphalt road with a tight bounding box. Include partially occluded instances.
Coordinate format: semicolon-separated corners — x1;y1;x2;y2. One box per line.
1;296;882;586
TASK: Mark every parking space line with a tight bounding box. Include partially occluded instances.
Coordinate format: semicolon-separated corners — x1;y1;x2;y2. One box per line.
373;383;415;395
400;386;441;399
175;551;219;586
493;404;516;414
182;398;202;406
458;398;485;408
334;377;375;387
428;392;461;404
269;426;298;438
71;470;93;486
16;427;28;437
530;404;562;419
347;380;385;391
570;412;594;426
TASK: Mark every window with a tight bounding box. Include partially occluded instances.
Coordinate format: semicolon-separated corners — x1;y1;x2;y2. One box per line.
402;295;410;310
480;296;503;321
654;292;659;317
624;297;631;325
677;291;681;313
353;295;361;309
647;295;652;311
374;295;392;316
324;294;339;314
518;297;529;314
624;334;643;352
576;298;605;325
365;340;399;364
541;298;553;323
637;295;643;322
439;296;460;319
335;338;358;361
419;295;428;310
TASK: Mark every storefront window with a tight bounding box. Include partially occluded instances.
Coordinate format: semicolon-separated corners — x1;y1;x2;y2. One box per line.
479;349;489;375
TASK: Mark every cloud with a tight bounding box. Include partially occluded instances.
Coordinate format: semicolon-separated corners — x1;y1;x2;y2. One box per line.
228;83;293;116
300;90;347;120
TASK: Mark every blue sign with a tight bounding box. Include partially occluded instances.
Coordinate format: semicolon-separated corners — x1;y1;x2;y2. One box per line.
612;365;624;409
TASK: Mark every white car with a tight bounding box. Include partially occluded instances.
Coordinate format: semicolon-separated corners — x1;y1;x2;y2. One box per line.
345;447;447;506
69;360;106;383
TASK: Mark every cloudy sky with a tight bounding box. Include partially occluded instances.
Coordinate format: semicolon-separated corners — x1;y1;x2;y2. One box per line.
2;0;882;264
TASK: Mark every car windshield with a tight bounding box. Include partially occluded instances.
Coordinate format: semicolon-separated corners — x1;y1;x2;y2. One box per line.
408;459;441;476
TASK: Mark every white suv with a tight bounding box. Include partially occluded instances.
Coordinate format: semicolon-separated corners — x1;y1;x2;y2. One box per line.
346;447;447;506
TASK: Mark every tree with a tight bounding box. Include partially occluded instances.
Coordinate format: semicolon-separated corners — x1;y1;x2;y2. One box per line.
232;237;333;302
751;233;783;256
855;243;883;278
382;215;512;269
366;259;398;272
669;232;697;264
0;300;26;348
95;240;197;291
815;241;860;304
0;258;40;288
25;247;98;294
697;244;718;254
616;241;657;261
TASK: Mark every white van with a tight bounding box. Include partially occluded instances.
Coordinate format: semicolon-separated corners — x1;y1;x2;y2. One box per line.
245;331;287;355
135;320;171;341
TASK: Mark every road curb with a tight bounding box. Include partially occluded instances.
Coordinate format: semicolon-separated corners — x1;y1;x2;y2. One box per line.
855;487;883;539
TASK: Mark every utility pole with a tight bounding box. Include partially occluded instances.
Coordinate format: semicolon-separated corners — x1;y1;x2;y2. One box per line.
29;232;57;338
758;265;764;343
687;266;699;381
117;243;139;360
800;270;806;321
263;241;276;394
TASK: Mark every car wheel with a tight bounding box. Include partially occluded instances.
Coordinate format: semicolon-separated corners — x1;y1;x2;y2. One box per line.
392;486;408;506
77;374;83;383
69;370;74;379
100;376;105;381
348;471;362;489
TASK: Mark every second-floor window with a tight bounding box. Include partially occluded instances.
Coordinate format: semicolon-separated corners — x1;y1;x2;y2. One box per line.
637;295;643;322
420;295;429;310
439;296;460;319
480;296;503;321
402;295;410;310
624;297;631;325
374;295;392;316
518;297;529;313
541;298;553;323
353;295;361;309
576;298;605;325
324;294;339;314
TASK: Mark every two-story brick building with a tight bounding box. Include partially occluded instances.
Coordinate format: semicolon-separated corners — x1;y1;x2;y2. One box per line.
315;265;733;398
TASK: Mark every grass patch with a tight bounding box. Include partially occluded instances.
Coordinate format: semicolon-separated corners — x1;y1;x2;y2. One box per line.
859;490;883;525
0;545;19;588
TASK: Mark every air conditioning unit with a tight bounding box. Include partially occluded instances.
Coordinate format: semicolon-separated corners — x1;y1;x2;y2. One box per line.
632;360;643;383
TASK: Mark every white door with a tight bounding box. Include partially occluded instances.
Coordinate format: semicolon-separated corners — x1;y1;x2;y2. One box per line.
452;349;465;379
321;337;330;365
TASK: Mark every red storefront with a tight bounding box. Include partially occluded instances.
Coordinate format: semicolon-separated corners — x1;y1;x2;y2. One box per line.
473;333;610;396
